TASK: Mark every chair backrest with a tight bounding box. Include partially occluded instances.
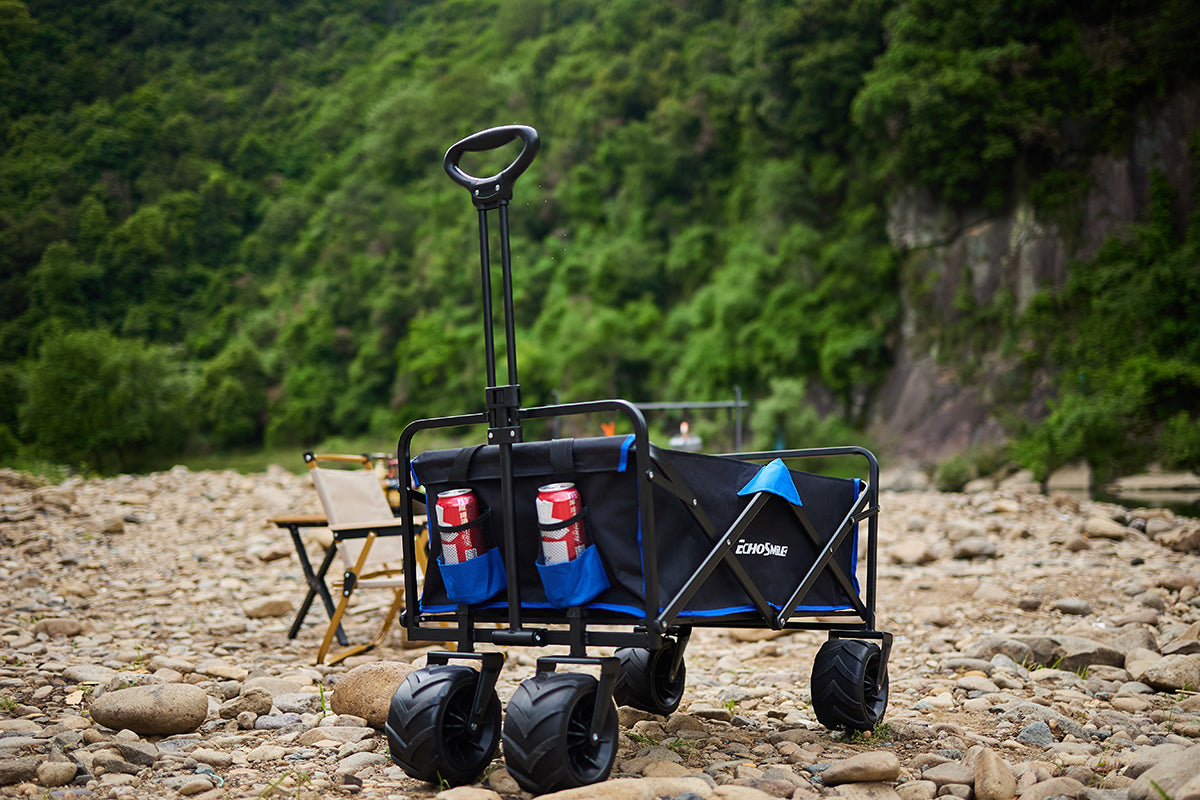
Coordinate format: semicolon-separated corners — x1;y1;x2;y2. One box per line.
310;464;395;526
306;454;406;569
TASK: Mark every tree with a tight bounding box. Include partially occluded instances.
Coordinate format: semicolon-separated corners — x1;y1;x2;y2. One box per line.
20;329;190;472
193;336;268;450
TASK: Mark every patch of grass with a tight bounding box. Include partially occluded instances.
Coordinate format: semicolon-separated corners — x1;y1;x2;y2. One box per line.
1151;780;1175;800
625;731;659;746
0;456;75;484
317;683;330;718
845;721;893;743
257;771;312;798
120;648;146;673
1090;739;1121;788
175;446;318;475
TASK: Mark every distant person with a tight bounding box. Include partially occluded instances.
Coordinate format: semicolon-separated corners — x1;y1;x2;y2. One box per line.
669;421;702;452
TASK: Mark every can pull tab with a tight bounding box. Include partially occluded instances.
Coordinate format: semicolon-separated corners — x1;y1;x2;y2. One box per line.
444;125;540;210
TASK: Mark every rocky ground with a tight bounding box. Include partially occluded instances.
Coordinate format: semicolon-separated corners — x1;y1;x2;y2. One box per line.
2;463;1200;800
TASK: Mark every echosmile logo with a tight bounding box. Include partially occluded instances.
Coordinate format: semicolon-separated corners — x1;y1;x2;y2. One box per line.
734;540;789;557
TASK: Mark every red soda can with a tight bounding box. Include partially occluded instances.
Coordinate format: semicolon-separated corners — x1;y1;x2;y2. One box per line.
536;482;587;564
436;488;483;564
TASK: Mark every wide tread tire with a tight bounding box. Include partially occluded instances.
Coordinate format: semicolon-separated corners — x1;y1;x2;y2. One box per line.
810;639;888;732
613;643;686;715
502;672;618;794
385;665;501;786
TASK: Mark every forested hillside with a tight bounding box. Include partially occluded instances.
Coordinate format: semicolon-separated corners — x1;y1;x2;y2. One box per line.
2;0;1198;479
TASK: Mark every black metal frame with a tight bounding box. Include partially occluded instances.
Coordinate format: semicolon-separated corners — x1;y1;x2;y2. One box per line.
392;126;887;740
271;516;348;646
396;407;883;653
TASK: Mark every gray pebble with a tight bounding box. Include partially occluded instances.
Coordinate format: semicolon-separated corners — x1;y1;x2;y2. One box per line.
1017;721;1056;747
254;713;303;730
1053;598;1093;615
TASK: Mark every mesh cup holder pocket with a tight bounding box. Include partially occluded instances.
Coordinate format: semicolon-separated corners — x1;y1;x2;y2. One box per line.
535;544;610;608
438;546;507;605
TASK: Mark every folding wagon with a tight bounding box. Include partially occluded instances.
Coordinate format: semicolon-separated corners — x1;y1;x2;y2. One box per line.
384;126;891;795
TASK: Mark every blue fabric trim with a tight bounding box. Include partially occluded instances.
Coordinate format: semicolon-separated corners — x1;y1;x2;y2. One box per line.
441;604;765;618
409;460;421;489
416;599;858;616
418;601;456;614
618;434;635;472
676;604;757;617
437;548;506;606
850;478;862;595
789;604;858;613
737;459;802;506
536;545;611;608
631;436;645;610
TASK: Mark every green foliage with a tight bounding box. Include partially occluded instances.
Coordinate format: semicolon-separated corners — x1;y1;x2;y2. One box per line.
0;362;22;436
1015;174;1200;480
0;0;1196;475
19;329;191;473
749;377;857;452
194;337;268;450
934;454;975;493
0;423;18;460
1161;412;1200;472
853;0;1200;207
1014;357;1200;481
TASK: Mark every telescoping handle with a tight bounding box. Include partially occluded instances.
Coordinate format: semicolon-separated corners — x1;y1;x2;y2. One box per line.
443;124;540;640
444;125;540;210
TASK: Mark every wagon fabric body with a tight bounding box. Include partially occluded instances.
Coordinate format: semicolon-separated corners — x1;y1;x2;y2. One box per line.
412;435;866;624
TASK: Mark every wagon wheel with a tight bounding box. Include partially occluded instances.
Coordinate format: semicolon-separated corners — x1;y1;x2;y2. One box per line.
385;665;502;786
810;638;889;732
613;641;686;715
502;672;618;794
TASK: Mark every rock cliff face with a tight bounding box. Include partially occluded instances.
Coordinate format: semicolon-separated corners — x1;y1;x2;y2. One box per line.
871;86;1200;464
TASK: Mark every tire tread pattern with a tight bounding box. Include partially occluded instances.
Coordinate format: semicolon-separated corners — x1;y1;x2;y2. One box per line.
810;639;888;732
614;644;685;716
386;665;500;785
502;672;617;795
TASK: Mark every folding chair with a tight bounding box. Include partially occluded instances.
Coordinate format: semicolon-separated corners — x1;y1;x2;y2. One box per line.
305;451;428;665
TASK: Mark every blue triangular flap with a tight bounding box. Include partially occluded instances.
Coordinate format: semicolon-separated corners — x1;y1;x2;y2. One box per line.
737;458;803;506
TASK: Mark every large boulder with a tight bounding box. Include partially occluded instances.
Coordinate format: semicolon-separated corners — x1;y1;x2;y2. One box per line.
90;683;209;736
330;661;418;728
1128;744;1200;800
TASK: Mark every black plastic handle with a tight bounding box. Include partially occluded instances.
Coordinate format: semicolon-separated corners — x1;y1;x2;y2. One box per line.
443;125;540;209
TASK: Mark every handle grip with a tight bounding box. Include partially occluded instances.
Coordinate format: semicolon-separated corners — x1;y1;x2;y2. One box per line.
444;125;540;209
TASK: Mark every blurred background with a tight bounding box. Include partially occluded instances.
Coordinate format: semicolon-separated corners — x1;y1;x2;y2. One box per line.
1;0;1197;500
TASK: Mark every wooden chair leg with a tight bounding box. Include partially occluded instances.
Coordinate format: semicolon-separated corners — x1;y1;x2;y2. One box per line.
370;588;406;649
315;591;353;666
315;532;376;665
324;586;406;666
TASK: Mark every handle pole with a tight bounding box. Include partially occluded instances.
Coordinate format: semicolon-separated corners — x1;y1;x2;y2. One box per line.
498;204;519;386
477;208;498;388
444;125;541;637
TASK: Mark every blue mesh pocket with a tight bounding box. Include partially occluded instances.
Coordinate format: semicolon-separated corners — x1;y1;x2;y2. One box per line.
438;547;507;605
535;545;610;608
